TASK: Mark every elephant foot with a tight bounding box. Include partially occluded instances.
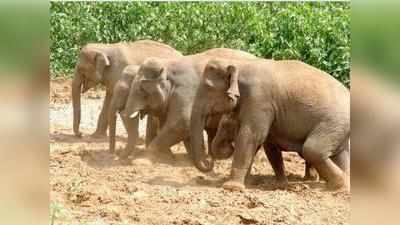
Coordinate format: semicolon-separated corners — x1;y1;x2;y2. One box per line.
303;174;319;182
326;175;349;192
117;148;133;158
222;180;245;192
74;132;82;138
275;179;289;190
90;131;108;139
132;157;154;166
304;167;319;182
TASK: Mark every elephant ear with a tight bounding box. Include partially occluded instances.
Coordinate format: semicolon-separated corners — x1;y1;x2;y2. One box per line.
203;59;224;89
94;50;110;82
226;65;240;102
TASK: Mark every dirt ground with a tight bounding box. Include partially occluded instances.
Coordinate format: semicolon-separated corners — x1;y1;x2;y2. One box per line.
50;79;350;225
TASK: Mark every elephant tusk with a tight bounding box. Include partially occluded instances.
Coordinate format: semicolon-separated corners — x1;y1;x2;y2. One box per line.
130;111;139;118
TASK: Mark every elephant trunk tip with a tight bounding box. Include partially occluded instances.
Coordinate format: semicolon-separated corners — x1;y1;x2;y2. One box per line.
194;155;215;172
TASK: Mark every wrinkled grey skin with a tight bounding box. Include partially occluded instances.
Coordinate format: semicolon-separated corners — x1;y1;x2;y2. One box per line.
122;48;257;165
211;113;319;186
190;58;350;191
108;65;161;154
72;40;182;138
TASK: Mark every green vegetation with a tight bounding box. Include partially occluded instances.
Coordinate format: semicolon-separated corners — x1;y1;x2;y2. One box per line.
50;2;350;86
50;201;69;225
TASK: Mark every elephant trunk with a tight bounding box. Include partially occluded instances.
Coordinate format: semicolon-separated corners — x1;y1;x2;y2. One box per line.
190;100;214;172
210;114;236;159
211;136;235;160
108;104;118;154
72;71;82;137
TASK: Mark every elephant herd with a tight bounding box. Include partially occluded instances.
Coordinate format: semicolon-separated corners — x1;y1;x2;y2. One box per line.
72;40;350;192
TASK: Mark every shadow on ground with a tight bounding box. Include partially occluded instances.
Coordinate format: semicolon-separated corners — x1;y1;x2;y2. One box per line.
79;149;133;168
143;171;324;191
50;132;124;143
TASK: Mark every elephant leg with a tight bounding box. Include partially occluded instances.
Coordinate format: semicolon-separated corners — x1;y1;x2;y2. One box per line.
304;162;319;181
222;125;260;191
118;114;139;158
302;128;349;191
244;147;262;184
206;128;217;157
150;115;174;155
329;140;350;189
184;136;207;163
183;138;194;160
145;115;159;148
132;121;182;165
264;143;288;189
222;112;272;191
92;92;112;137
330;139;350;175
183;138;191;159
147;125;182;160
297;152;319;181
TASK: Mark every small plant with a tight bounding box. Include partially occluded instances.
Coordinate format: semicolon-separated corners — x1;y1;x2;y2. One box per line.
50;201;69;225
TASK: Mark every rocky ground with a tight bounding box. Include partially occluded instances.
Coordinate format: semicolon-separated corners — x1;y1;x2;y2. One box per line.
50;79;350;225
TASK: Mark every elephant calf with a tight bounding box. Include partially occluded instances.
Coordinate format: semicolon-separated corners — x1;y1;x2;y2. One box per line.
108;65;162;155
211;113;319;187
190;58;350;191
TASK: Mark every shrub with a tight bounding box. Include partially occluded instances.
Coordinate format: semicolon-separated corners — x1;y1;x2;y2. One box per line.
50;2;350;86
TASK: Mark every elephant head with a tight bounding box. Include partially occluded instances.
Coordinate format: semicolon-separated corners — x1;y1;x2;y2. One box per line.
108;65;138;153
72;45;110;137
122;57;172;119
210;113;238;159
190;58;241;172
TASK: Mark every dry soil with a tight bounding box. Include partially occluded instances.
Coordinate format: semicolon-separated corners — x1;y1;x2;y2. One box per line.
50;79;350;225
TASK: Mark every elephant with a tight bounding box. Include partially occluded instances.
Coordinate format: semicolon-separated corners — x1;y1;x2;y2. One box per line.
108;65;162;155
211;112;319;187
190;58;350;191
121;48;257;162
72;40;182;138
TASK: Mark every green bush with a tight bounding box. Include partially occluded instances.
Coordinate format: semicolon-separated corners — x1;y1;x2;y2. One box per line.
50;2;350;86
